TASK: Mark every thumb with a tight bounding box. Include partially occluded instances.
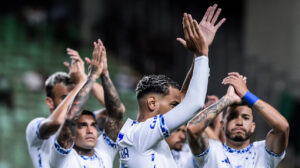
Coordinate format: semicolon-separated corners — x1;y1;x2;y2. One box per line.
85;57;91;64
176;38;187;48
64;62;71;70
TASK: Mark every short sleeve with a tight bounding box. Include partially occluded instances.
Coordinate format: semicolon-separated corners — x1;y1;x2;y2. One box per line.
26;118;46;147
262;141;286;167
95;131;118;167
49;138;73;168
193;139;220;168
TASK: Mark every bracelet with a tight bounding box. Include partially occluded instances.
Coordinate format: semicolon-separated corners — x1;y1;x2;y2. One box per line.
243;91;259;107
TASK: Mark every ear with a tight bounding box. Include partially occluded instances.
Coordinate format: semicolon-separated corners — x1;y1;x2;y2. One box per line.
220;120;224;130
146;96;158;112
45;97;54;111
251;122;256;133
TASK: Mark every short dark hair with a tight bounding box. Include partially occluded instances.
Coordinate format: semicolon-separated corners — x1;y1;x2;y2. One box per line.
135;74;180;99
223;100;253;119
81;110;96;120
45;72;74;99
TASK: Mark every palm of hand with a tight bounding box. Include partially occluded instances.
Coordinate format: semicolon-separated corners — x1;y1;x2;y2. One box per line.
199;23;216;46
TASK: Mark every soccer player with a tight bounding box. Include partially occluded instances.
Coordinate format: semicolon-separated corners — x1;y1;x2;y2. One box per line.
187;72;289;168
50;39;125;168
26;47;105;168
116;10;215;166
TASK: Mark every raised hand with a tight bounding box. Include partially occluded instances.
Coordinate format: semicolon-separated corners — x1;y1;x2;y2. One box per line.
177;4;225;49
88;40;105;80
64;48;87;84
222;72;249;98
199;4;226;46
180;13;208;56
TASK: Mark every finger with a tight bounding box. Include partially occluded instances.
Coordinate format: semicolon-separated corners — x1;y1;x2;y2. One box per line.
215;18;226;30
191;18;198;37
211;8;222;25
70;56;81;62
186;14;193;38
183;14;189;41
201;6;212;23
85;57;91;64
193;19;203;38
243;77;247;84
98;38;103;47
207;4;217;22
63;62;71;70
228;72;241;78
176;38;187;48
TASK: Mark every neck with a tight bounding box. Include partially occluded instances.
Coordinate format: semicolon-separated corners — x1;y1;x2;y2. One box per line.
225;138;251;150
74;145;94;156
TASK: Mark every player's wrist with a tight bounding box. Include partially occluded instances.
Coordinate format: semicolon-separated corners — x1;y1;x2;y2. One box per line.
243;91;259;107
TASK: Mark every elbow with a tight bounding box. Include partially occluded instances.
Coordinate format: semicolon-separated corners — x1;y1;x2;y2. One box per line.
280;120;290;136
187;123;198;139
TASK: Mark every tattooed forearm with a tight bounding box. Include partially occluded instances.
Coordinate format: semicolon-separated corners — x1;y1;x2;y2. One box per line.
189;96;232;132
57;119;76;148
57;77;95;148
254;102;264;110
101;74;125;140
101;74;125;119
68;77;95;119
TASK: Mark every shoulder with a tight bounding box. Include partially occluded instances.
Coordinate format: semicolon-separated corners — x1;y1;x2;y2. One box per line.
26;117;46;138
117;118;137;144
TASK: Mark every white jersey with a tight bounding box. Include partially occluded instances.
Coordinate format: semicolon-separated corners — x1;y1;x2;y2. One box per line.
26;117;55;168
117;117;178;168
50;132;117;168
194;139;285;168
171;144;197;168
117;56;210;168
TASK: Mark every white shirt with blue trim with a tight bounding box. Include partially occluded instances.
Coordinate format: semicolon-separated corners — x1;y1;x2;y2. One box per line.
194;139;285;168
50;132;117;168
26;117;55;168
171;144;197;168
117;117;178;168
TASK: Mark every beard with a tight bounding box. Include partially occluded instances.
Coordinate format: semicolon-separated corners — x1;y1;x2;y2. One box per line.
225;128;252;142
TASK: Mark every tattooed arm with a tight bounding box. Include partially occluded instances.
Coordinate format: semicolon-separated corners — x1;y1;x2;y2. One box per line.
187;86;240;154
223;72;289;154
98;39;125;141
56;40;105;148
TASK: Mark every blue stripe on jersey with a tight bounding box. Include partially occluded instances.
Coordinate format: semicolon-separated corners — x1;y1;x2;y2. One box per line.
54;138;73;155
158;115;170;138
150;116;158;129
37;147;42;168
265;146;284;157
36;120;43;139
102;132;117;149
118;133;124;141
194;146;210;157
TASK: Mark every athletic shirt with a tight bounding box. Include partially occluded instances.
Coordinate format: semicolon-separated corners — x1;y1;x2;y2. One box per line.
26;117;55;168
194;139;285;168
171;144;197;168
50;131;118;168
117;117;178;168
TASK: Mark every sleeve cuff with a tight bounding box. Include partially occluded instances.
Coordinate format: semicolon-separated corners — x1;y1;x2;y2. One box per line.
102;132;118;149
194;146;210;157
35;119;44;139
265;146;285;157
195;56;209;62
54;138;73;155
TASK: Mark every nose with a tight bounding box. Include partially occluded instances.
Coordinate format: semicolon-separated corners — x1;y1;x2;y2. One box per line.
179;131;187;141
235;117;243;126
86;125;93;134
